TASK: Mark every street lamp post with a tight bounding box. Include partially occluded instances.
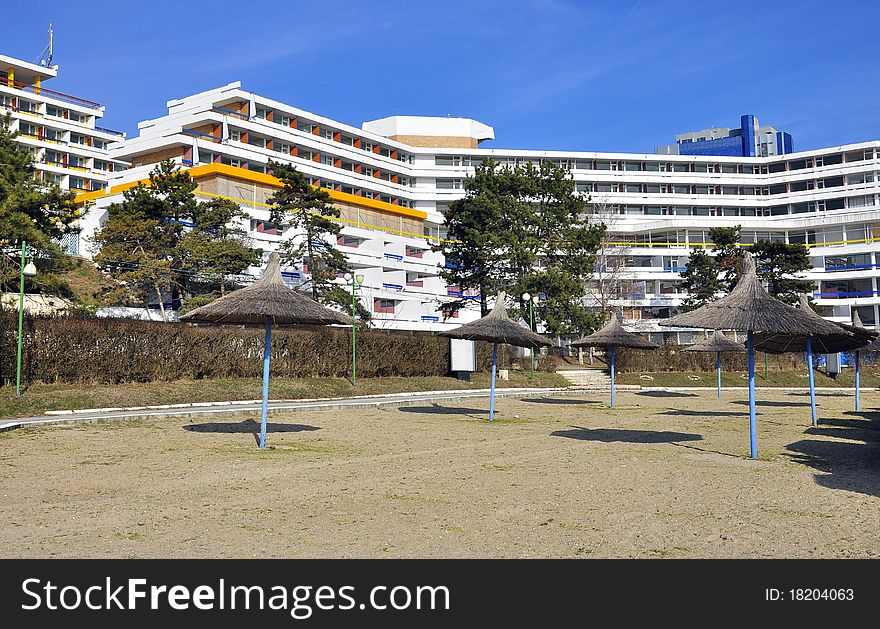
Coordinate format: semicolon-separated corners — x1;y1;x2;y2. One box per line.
521;292;539;371
16;241;38;397
344;272;365;385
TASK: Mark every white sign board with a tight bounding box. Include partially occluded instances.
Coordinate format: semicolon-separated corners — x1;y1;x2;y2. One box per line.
450;339;477;372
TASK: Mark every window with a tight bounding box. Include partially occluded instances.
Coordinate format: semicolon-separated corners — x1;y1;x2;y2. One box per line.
374;298;396;314
337;235;361;248
251;219;281;235
436;179;462;190
229;129;241;142
297;121;314;133
435;155;461;166
69;177;87;190
847;172;873;185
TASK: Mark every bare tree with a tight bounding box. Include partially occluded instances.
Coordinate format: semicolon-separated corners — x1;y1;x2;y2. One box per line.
584;198;635;314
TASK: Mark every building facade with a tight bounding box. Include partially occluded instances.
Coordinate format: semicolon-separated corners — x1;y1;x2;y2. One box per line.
655;114;793;158
0;53;127;254
60;81;880;338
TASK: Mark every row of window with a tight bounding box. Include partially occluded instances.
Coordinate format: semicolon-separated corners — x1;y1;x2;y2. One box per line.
225;126;413;187
197;150;414;208
2;96;94;126
35;170;107;192
15;121;111;149
434;149;878;173
571;173;876;196
608;223;876;247
41;149;120;173
246;102;413;163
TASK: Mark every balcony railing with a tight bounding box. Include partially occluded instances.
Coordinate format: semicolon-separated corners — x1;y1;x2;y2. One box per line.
95;126;125;137
6;80;102;110
814;290;877;299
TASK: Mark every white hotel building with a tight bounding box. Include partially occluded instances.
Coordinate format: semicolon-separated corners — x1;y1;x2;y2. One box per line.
1;53;127;254
59;81;880;339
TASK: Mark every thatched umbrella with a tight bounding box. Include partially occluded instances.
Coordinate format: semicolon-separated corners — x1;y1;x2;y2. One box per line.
439;291;550;421
848;311;880;412
181;252;351;448
661;252;850;458
570;312;658;408
754;295;876;424
683;330;746;399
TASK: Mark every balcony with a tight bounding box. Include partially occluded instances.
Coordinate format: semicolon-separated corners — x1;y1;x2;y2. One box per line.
7;81;102;110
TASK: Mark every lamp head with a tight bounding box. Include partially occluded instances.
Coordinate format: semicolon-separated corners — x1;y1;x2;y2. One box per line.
23;261;37;278
343;272;352;282
521;292;531;301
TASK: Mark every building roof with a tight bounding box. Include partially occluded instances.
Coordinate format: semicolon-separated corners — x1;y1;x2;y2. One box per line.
362;115;495;143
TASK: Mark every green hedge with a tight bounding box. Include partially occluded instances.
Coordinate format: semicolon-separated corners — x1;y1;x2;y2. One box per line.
613;345;823;373
1;309;520;385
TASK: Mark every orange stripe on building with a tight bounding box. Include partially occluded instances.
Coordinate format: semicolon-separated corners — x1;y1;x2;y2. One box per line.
74;163;427;220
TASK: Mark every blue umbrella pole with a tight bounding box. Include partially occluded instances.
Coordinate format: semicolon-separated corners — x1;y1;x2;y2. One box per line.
489;342;498;422
610;346;616;409
806;337;817;427
747;331;757;459
259;317;273;449
855;350;861;412
717;351;722;400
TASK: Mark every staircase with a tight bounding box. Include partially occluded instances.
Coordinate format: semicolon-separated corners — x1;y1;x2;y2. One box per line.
556;369;613;389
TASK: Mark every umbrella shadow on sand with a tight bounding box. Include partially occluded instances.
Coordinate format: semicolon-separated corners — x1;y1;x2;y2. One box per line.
636;391;699;398
551;426;702;444
184;420;320;446
398;404;487;419
786;415;880;498
660;409;744;418
521;397;599;405
731;400;811;408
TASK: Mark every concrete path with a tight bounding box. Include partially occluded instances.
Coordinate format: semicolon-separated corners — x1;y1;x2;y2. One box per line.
1;383;866;434
0;386;572;433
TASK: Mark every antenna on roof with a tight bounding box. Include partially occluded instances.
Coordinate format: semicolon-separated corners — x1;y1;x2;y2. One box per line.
37;24;54;67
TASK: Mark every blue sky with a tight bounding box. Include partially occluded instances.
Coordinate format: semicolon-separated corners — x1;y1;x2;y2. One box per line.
5;0;880;153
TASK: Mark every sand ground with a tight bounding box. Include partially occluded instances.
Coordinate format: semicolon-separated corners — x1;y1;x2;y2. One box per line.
1;388;878;558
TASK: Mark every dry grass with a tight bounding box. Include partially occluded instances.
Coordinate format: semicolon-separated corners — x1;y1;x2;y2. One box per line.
0;371;568;419
1;388;878;558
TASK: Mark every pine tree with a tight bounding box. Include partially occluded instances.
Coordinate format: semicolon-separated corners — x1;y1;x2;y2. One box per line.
679;249;722;311
752;240;814;303
93;160;260;319
709;225;742;292
267;161;369;320
0;112;79;296
434;159;604;335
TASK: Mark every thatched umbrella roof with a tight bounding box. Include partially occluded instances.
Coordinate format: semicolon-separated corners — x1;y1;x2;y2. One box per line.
181;252;352;326
753;295;875;354
682;330;746;353
571;312;658;349
853;311;880;351
661;252;849;337
439;291;551;349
